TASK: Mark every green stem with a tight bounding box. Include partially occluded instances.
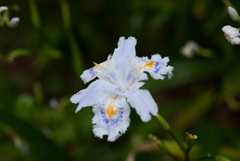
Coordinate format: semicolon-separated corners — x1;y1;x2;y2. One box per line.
185;147;190;161
156;114;186;154
2;11;10;26
167;129;186;153
156;114;170;130
149;134;179;161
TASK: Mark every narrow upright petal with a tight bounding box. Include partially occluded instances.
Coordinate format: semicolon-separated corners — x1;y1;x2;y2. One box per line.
111;37;136;64
111;37;137;77
92;96;130;142
126;89;158;122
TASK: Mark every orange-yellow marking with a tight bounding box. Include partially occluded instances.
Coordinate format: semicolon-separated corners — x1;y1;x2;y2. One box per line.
105;96;119;119
93;62;108;70
106;105;116;119
136;61;155;71
145;61;154;68
100;63;108;68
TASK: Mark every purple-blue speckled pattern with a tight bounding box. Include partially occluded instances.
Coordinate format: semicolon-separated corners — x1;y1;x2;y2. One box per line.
89;67;96;79
154;62;161;73
100;107;124;128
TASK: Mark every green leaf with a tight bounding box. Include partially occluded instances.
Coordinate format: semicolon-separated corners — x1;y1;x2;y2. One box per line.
0;108;71;161
215;155;230;161
14;94;34;121
28;0;41;29
173;89;214;130
144;59;220;92
8;49;30;62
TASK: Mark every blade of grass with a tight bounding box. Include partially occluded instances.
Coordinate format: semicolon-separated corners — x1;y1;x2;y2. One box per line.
59;0;84;76
28;0;41;29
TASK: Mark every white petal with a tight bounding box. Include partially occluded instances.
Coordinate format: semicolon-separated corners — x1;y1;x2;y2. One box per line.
130;81;145;91
70;80;114;113
230;37;240;45
92;96;130;142
222;25;240;38
9;17;20;28
80;67;96;84
110;37;137;78
81;61;110;84
228;7;239;21
112;37;136;63
0;6;8;13
126;89;158;122
135;54;173;80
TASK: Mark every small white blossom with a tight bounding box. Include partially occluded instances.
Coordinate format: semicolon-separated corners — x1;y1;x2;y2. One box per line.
49;98;59;108
230;37;240;44
228;6;239;21
180;41;199;58
222;25;240;45
9;17;20;28
70;37;173;142
0;6;20;28
0;6;8;14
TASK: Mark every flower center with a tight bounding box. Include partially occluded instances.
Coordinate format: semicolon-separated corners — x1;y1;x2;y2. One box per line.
104;96;119;119
105;105;116;119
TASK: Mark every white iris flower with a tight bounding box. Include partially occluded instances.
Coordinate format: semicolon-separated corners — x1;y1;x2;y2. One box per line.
70;37;173;142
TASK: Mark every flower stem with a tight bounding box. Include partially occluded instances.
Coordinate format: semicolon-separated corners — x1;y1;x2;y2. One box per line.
149;134;179;161
185;147;190;161
156;114;186;153
167;129;186;153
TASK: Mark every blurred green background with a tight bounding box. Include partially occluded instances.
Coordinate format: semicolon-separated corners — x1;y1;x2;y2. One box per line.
0;0;240;161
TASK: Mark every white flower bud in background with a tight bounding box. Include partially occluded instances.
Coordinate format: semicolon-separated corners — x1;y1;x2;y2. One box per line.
180;41;199;58
230;37;240;45
222;25;239;39
0;6;20;28
9;17;20;28
228;6;239;21
0;6;8;14
49;98;59;109
222;25;240;45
